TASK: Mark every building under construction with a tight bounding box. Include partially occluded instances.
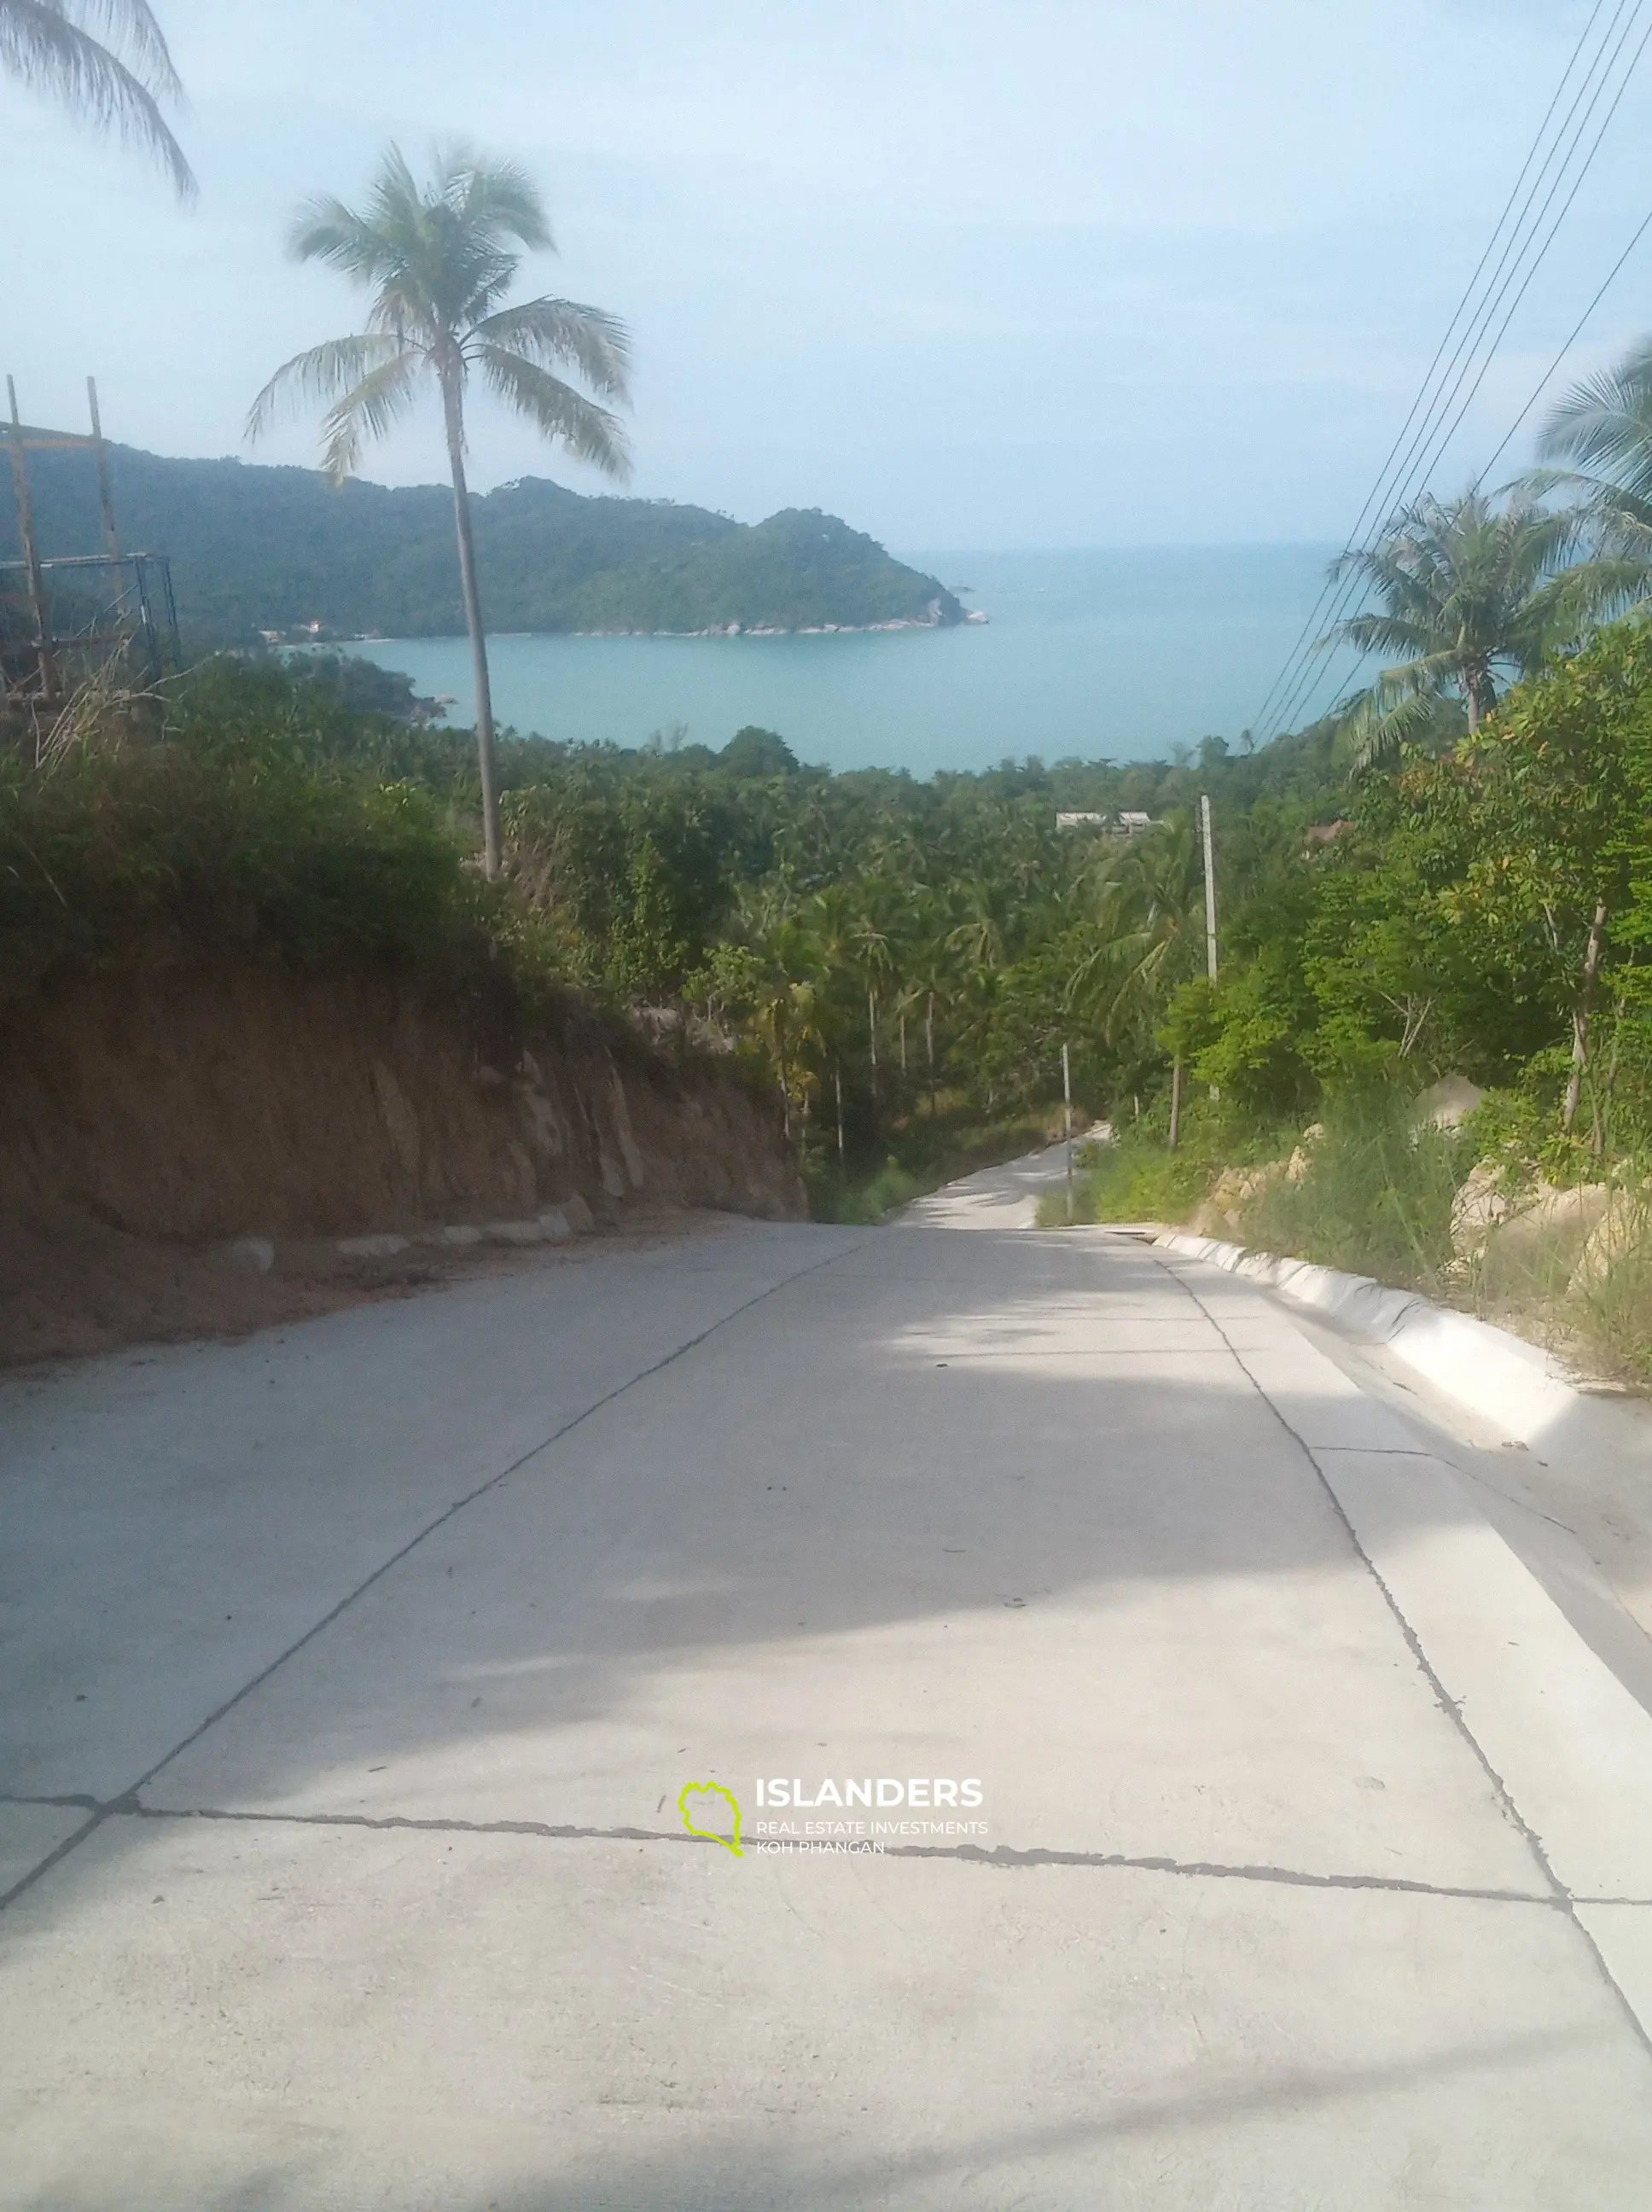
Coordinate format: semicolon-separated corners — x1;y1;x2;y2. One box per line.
1;375;179;737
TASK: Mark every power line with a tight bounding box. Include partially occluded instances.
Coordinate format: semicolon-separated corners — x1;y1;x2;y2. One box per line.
1253;0;1651;741
1263;0;1646;737
1475;203;1652;487
1248;0;1622;738
1271;0;1652;737
1267;0;1649;736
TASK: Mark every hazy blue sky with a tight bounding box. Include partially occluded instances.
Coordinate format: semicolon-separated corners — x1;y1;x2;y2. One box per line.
4;0;1649;547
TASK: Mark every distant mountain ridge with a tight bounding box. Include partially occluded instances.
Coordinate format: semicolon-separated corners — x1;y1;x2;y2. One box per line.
3;442;963;643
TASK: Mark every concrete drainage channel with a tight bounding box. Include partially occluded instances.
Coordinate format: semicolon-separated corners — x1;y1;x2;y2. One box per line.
224;1194;598;1276
1151;1230;1591;1448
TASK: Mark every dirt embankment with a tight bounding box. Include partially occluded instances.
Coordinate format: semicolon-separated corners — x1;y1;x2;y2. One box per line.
0;957;804;1364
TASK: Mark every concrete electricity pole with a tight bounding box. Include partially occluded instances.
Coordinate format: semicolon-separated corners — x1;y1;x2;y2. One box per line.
1201;794;1220;1108
1200;794;1219;981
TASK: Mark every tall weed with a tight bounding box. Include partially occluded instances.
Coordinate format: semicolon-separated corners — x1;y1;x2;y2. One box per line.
1235;1093;1470;1295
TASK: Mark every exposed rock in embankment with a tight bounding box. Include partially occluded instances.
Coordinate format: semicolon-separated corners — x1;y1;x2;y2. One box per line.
0;957;803;1362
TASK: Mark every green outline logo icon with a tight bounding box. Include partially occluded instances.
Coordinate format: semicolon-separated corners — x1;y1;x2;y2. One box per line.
678;1780;742;1856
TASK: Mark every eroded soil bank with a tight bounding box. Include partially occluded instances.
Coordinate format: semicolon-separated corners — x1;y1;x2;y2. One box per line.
0;958;803;1364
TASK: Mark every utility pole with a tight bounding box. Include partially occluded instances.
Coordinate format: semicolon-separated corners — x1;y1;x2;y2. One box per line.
1201;792;1220;1110
1062;1040;1074;1225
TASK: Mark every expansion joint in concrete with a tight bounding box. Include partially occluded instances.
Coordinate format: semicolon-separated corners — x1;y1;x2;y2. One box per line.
0;1237;870;1918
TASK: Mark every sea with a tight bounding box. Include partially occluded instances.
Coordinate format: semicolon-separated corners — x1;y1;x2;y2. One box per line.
336;544;1369;777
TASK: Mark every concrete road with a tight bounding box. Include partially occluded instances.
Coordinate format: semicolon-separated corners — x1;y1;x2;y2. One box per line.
4;1153;1652;2210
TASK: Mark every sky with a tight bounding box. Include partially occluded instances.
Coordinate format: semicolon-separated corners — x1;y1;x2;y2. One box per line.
4;0;1652;549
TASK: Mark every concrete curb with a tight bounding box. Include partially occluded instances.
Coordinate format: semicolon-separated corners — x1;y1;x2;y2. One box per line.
1153;1231;1585;1447
223;1197;603;1276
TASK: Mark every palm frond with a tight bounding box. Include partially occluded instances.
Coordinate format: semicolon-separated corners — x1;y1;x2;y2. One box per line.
1539;341;1652;502
1336;687;1464;776
76;0;177;86
475;346;631;478
1320;609;1433;661
1364;649;1461;708
1519;556;1652;649
0;0;193;194
469;296;631;402
288;194;401;283
433;139;552;253
314;350;424;481
245;332;410;446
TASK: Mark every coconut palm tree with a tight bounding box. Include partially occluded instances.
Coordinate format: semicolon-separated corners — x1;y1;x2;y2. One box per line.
1;0;192;194
1537;337;1652;560
1320;488;1643;771
248;143;631;876
1067;816;1204;1144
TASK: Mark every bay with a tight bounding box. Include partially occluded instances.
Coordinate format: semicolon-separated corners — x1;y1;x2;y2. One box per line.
337;544;1367;776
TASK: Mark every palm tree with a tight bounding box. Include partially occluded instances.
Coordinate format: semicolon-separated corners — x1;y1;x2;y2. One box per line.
1538;337;1652;561
1;0;192;194
1319;488;1641;771
248;143;631;876
1067;818;1203;1146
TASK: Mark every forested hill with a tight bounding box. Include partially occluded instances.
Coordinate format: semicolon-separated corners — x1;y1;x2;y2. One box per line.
3;441;964;643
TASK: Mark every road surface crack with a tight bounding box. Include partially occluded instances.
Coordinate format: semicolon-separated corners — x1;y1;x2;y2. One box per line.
119;1802;1561;1906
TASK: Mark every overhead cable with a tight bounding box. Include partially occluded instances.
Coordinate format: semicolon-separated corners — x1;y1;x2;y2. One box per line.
1252;0;1652;739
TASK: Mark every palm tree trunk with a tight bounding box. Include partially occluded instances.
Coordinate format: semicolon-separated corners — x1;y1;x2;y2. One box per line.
926;991;936;1115
868;986;879;1107
835;1060;845;1162
1562;899;1609;1135
899;1010;908;1077
439;365;502;879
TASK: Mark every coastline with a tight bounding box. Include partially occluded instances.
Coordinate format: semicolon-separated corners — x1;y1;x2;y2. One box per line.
323;545;1347;775
327;610;990;645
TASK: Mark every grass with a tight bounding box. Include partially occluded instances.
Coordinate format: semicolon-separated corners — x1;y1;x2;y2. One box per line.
1234;1094;1470;1299
1570;1179;1652;1386
1037;1138;1219;1229
1036;1102;1288;1231
1042;1092;1468;1299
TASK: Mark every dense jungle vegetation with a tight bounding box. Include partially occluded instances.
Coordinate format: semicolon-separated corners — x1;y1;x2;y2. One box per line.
1;444;962;643
11;608;1652;1266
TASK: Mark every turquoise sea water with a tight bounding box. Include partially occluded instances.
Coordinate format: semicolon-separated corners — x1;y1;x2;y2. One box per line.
339;545;1367;775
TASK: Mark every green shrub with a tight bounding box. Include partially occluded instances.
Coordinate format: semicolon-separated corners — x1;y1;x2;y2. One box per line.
0;708;492;1007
